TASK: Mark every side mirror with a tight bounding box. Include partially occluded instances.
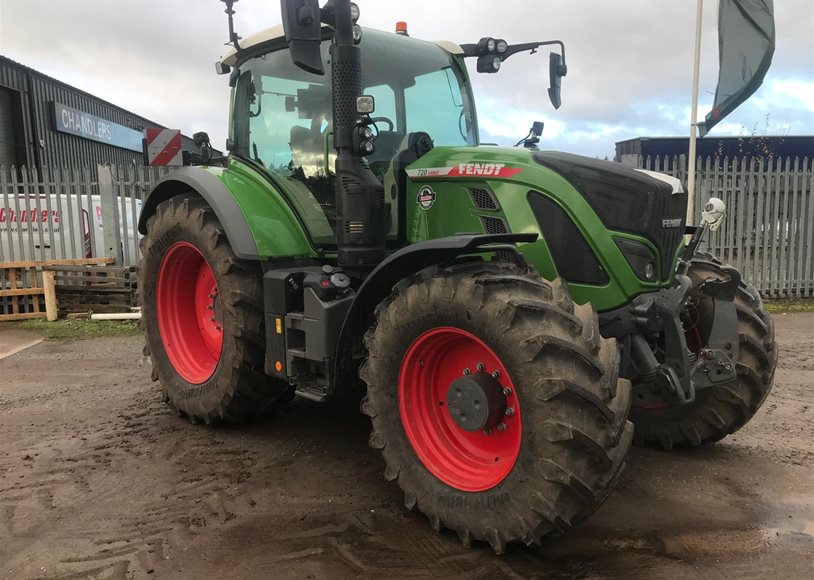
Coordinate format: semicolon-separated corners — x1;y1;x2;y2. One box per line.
281;0;325;75
531;121;544;137
548;52;567;109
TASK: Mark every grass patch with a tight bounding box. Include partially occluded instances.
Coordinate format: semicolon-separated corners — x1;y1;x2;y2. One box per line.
1;318;142;341
764;299;814;314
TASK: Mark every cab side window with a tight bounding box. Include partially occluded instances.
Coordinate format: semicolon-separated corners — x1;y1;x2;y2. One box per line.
248;76;332;179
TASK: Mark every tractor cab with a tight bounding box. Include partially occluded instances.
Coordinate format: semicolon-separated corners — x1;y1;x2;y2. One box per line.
224;27;478;245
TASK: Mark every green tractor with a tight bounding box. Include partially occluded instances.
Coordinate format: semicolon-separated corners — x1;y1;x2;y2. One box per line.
138;0;777;553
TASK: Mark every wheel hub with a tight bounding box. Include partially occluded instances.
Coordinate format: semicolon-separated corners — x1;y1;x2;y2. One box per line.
447;372;506;431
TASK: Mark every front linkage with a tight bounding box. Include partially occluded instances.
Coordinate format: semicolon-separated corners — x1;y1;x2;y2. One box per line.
602;198;737;406
602;269;740;406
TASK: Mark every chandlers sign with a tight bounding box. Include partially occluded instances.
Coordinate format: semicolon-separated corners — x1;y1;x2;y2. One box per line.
50;102;143;152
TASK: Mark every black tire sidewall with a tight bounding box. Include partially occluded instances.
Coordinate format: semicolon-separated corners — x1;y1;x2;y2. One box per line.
371;299;562;524
141;204;242;415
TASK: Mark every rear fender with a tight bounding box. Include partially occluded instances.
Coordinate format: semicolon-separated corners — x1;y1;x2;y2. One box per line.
138;166;259;259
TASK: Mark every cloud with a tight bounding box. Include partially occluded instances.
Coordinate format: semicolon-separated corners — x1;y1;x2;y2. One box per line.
1;0;811;158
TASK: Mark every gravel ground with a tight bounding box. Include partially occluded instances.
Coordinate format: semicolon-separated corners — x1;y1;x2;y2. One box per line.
0;313;812;579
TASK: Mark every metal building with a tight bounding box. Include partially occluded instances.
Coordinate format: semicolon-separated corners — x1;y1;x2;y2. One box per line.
616;135;814;165
0;55;204;169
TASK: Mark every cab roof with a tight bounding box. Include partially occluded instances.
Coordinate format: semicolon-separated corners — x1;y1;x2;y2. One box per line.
220;24;464;67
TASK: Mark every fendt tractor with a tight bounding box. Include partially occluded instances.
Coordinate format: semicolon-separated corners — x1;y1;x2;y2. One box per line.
138;0;777;552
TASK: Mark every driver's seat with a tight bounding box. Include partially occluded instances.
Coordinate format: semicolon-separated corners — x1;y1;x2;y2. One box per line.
366;131;404;179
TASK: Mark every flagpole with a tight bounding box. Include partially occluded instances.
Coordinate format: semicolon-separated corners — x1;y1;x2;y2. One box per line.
687;0;704;226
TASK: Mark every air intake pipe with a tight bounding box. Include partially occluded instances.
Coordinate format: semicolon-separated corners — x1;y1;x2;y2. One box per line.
328;0;386;276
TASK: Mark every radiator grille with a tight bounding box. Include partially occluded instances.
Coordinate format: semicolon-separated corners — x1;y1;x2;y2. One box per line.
480;216;509;235
468;186;499;211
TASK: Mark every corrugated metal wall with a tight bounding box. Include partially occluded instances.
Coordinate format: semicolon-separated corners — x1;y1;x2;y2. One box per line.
0;56;202;169
617;136;814;163
0;89;17;167
0;58;35;166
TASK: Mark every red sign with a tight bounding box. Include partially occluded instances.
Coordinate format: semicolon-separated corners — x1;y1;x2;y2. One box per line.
145;128;183;166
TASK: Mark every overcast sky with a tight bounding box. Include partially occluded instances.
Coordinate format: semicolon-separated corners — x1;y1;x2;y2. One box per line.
1;0;812;157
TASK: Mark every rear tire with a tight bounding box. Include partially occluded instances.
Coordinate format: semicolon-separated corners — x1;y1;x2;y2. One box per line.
139;194;292;424
361;262;633;553
630;251;777;449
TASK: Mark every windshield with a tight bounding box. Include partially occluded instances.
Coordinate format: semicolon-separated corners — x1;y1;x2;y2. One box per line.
232;29;477;245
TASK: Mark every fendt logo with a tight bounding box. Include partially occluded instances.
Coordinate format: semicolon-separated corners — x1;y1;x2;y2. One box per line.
406;163;523;180
455;163;523;178
458;163;507;176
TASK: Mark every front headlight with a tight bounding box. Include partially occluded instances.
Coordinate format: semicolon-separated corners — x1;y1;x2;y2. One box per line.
615;237;659;282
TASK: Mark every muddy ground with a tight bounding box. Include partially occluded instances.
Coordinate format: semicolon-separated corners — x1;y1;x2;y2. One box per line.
1;314;812;580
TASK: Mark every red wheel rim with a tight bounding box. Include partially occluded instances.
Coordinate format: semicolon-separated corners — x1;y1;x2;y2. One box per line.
156;242;223;384
398;327;522;492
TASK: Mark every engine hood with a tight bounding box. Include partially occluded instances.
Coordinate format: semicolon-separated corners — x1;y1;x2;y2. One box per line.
404;146;688;280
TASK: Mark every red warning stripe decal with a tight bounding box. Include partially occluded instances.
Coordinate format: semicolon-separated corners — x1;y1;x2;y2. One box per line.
406;163;523;179
145;128;183;167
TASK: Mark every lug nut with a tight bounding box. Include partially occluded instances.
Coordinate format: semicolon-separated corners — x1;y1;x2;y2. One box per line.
491;370;501;379
724;363;733;372
463;368;471;376
476;363;485;372
504;407;515;417
502;387;512;397
210;317;216;322
482;428;492;435
496;422;507;432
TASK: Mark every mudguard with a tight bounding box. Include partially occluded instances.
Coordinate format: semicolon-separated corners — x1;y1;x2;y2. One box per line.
331;232;538;389
137;166;259;260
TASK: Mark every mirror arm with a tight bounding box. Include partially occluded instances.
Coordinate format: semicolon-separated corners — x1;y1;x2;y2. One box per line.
460;43;479;57
502;40;566;63
460;39;566;65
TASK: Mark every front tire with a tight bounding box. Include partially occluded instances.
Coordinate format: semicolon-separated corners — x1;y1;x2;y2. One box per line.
140;194;291;424
630;251;778;449
361;263;633;553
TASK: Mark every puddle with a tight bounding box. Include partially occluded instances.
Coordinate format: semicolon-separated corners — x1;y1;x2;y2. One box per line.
762;497;814;541
661;527;778;556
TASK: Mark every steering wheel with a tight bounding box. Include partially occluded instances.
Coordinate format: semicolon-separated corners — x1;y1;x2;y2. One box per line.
370;116;395;132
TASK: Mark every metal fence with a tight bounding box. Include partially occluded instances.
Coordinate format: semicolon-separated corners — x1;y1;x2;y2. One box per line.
0;164;171;266
634;155;814;298
3;157;814;298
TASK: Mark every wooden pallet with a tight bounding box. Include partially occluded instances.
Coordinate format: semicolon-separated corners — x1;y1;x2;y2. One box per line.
46;264;138;315
0;265;46;321
0;258;113;322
